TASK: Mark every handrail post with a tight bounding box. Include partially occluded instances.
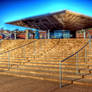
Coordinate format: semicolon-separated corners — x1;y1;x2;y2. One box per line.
76;53;79;74
8;51;10;70
59;61;62;88
40;39;42;51
88;32;91;49
33;39;36;56
85;47;87;64
14;31;16;40
22;46;25;63
88;35;91;55
89;39;91;49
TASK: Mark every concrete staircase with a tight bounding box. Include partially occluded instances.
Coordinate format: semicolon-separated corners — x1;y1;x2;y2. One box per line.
0;39;35;53
0;39;91;87
73;47;92;86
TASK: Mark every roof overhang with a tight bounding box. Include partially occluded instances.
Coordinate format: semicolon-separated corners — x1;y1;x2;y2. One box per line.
6;10;92;31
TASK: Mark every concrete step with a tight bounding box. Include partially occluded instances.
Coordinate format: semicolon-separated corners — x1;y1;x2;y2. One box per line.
63;77;81;83
87;55;92;57
62;64;89;69
73;78;92;86
62;72;87;78
87;62;92;64
0;61;90;73
80;69;91;74
0;62;87;70
0;67;8;71
14;57;63;60
0;71;71;84
0;70;82;84
0;64;8;67
0;63;90;74
87;59;92;62
7;67;84;78
18;64;90;73
88;66;92;69
84;74;92;79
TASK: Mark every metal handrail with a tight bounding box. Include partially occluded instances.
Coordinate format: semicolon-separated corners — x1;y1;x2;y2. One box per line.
0;39;60;56
0;38;90;88
60;41;89;63
59;39;90;88
0;39;37;55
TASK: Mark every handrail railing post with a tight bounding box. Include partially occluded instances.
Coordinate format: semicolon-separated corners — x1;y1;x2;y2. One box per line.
85;47;87;64
89;39;91;49
40;39;42;51
88;34;91;56
88;32;91;49
8;51;10;70
59;61;62;88
22;46;25;62
34;39;36;56
76;53;79;74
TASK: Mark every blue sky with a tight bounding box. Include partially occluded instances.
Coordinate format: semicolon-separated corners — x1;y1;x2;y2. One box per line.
0;0;92;31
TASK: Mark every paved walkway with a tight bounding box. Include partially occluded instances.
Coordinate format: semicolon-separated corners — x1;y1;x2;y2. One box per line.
0;74;92;92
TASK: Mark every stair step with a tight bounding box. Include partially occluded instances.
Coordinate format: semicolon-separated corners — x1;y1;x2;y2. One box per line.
74;79;92;86
88;66;92;69
24;62;88;66
0;63;90;74
1;66;84;78
84;74;92;79
63;77;81;82
0;70;59;82
19;64;90;73
11;67;84;75
0;63;8;65
0;70;82;84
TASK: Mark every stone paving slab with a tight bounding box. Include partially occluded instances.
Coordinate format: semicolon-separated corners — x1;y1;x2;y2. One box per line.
0;74;92;92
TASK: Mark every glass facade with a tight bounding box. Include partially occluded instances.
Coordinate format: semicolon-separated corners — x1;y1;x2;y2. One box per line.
63;30;70;38
50;30;71;39
54;30;63;38
35;31;39;39
28;30;72;39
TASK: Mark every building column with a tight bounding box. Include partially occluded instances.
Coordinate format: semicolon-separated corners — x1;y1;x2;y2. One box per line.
14;31;16;40
48;29;50;39
83;29;86;39
26;29;29;39
88;30;91;39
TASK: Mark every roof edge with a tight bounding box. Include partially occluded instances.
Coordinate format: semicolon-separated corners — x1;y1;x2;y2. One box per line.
6;10;92;24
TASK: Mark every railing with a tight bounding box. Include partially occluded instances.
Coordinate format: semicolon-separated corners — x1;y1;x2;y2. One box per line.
0;39;60;71
0;39;62;85
0;39;37;55
59;38;91;88
0;38;90;88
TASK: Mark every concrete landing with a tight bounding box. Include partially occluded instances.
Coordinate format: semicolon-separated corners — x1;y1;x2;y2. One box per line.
0;74;92;92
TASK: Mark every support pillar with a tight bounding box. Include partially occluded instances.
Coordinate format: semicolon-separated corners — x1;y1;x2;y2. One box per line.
88;31;91;39
14;31;16;40
83;29;86;39
26;30;29;39
48;30;50;39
